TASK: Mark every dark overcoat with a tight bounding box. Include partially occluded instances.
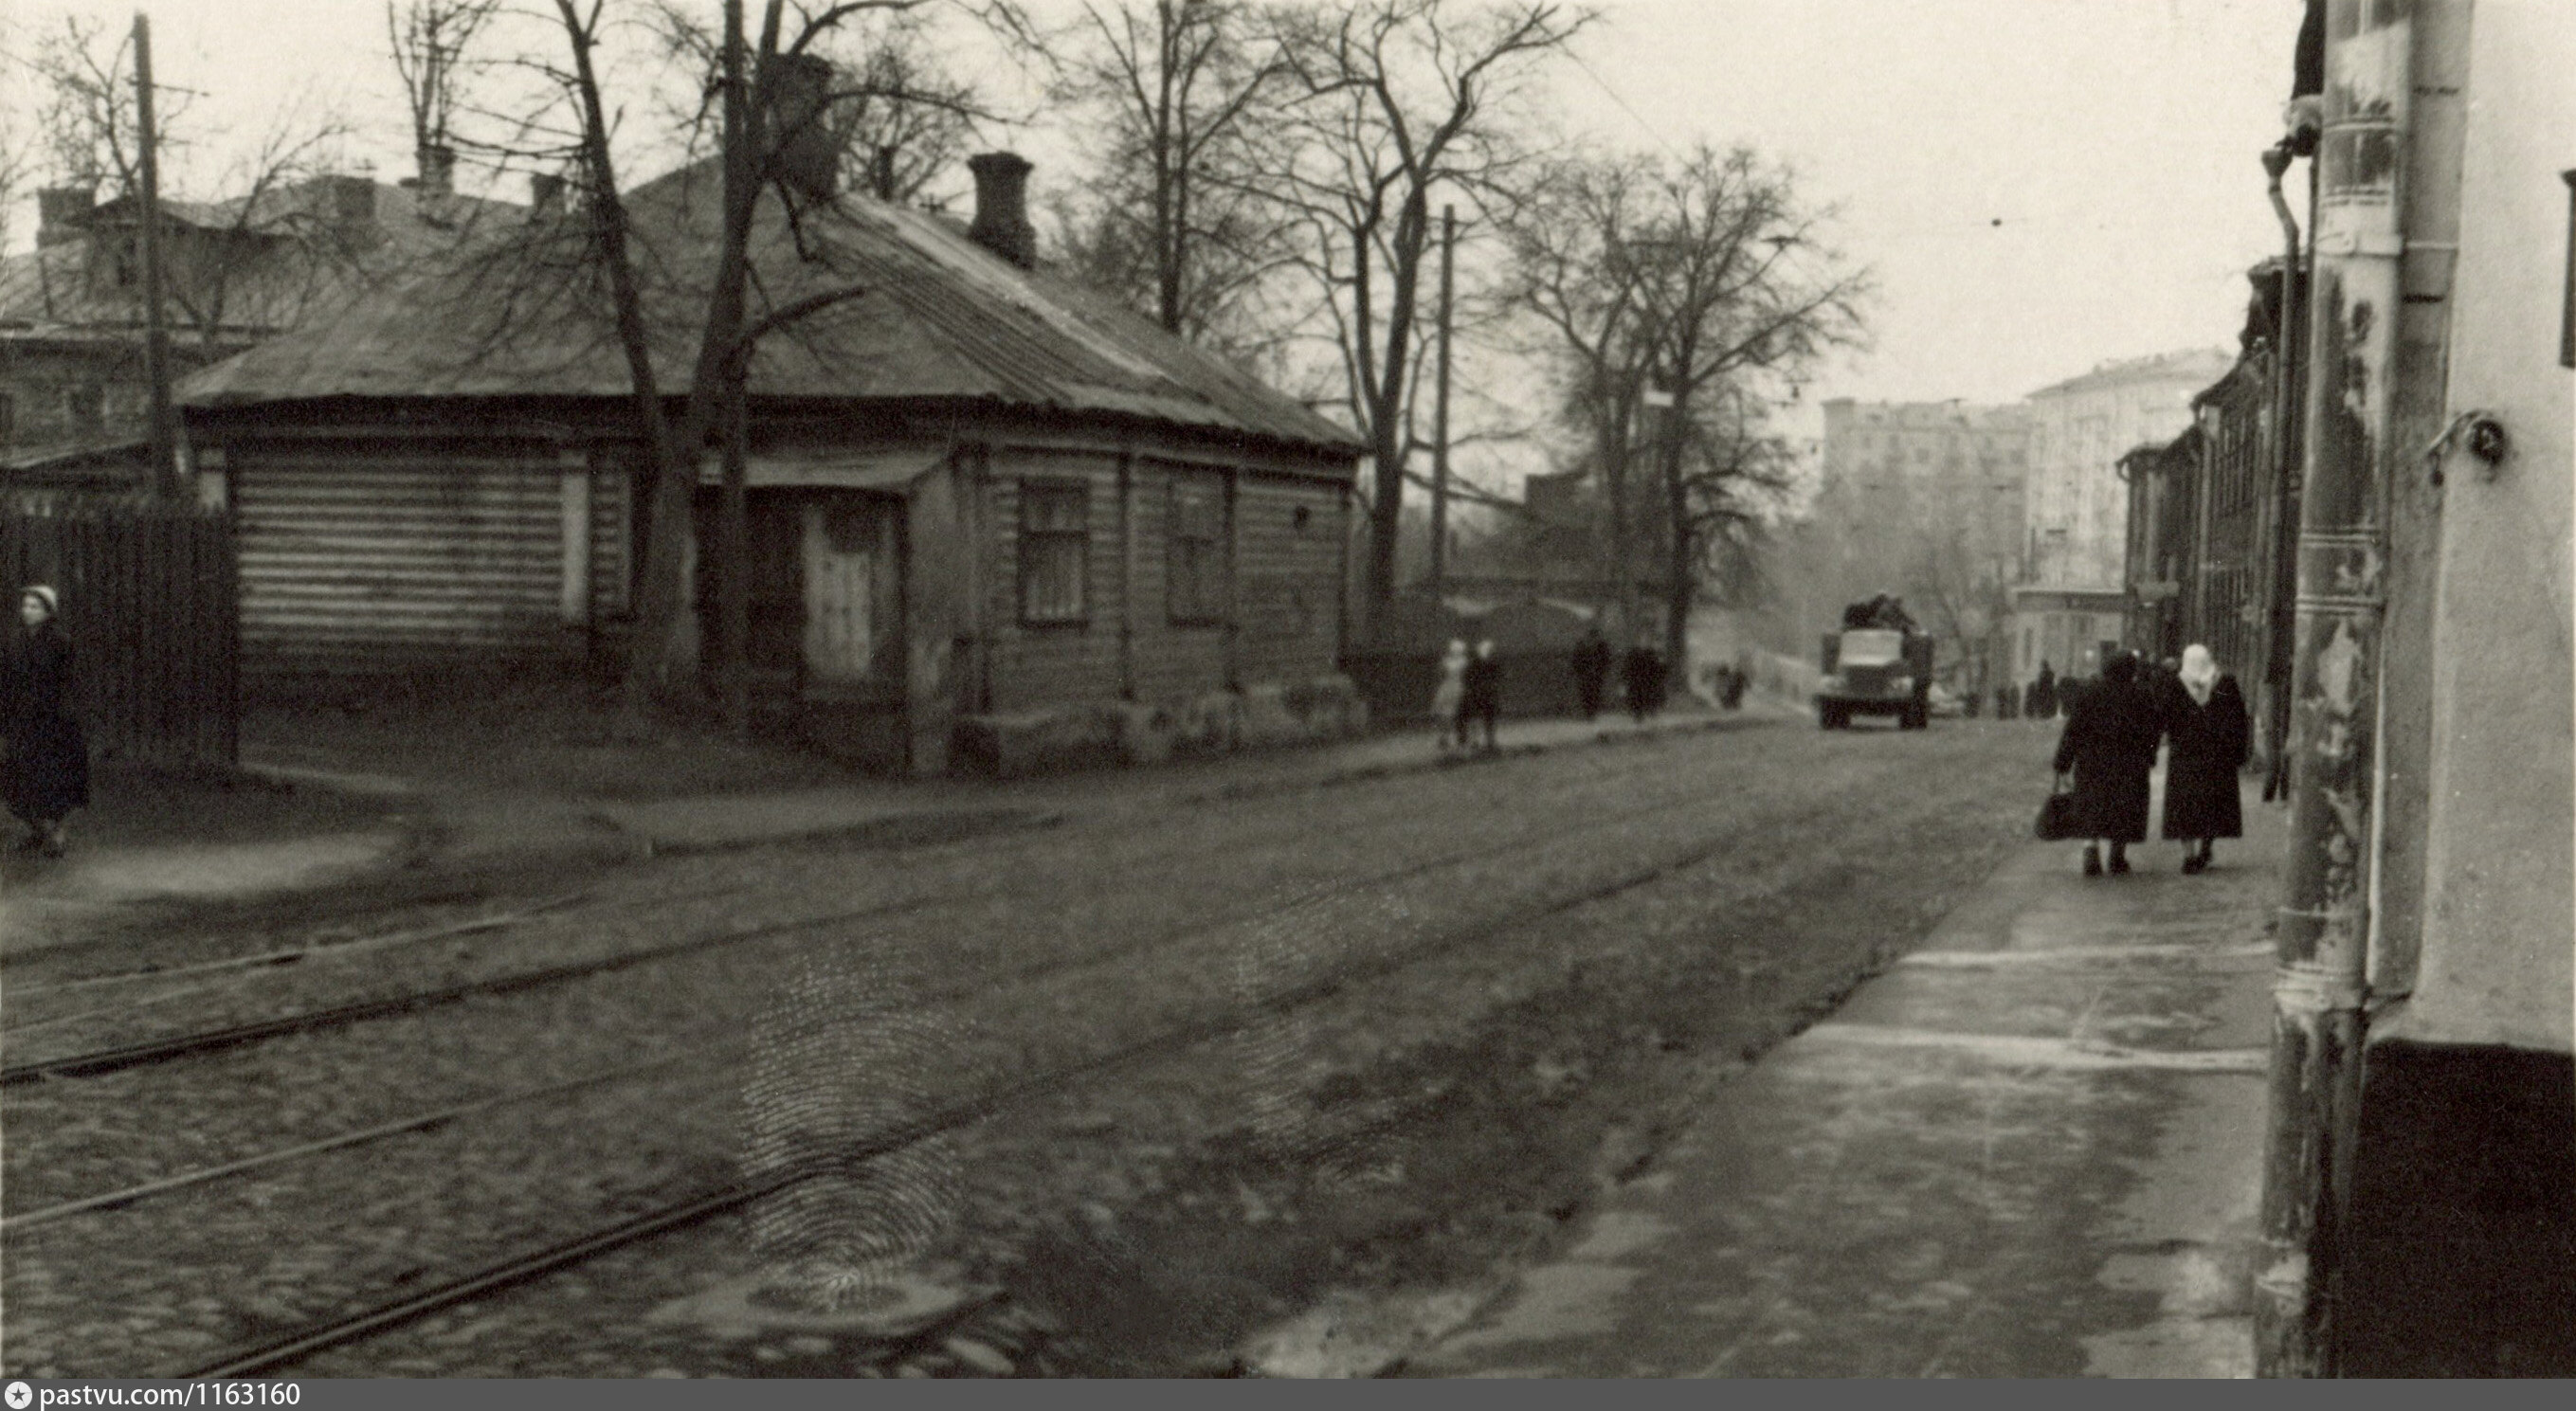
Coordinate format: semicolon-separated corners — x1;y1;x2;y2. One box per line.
2162;677;2250;841
4;623;91;823
1460;656;1502;720
2052;675;2161;843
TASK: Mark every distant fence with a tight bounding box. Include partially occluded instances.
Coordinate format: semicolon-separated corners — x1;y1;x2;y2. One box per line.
2;494;240;768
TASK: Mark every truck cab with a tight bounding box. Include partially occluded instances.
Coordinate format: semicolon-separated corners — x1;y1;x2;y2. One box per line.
1817;626;1936;730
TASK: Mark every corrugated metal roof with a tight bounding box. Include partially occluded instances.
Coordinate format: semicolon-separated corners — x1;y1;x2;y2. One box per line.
181;161;1361;461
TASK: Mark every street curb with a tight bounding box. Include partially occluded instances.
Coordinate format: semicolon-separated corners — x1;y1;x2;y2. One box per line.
1171;707;1780;809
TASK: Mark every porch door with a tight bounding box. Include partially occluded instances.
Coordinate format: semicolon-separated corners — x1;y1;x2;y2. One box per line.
799;496;900;688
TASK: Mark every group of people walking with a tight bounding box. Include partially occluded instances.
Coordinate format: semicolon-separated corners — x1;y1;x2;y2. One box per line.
1429;624;1696;753
2047;643;2249;877
3;584;89;858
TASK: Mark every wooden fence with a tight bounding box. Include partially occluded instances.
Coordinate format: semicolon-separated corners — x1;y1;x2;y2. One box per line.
2;493;240;767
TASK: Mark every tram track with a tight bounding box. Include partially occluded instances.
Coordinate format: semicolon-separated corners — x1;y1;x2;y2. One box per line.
171;784;1812;1379
0;737;1765;1089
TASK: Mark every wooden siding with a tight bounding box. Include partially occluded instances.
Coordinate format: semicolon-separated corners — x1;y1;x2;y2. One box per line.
1232;472;1341;686
984;449;1126;710
232;446;579;674
978;443;1344;714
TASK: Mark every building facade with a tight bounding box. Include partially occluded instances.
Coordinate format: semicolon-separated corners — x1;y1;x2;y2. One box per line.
1776;399;2030;690
0;159;522;481
2008;348;2235;686
2241;0;2574;1376
182;150;1363;778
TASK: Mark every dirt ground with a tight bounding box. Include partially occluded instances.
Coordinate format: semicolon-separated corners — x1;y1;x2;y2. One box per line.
241;678;874;803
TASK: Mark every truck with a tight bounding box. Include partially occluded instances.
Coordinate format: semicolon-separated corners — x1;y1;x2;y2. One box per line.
1817;617;1936;731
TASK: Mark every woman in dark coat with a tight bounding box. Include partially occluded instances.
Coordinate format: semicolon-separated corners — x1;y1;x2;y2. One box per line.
2051;652;2162;876
5;585;90;857
2162;643;2250;873
1460;639;1503;753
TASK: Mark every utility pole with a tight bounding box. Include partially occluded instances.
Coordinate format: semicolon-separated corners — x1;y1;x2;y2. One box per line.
716;0;753;738
1429;204;1455;598
134;11;177;498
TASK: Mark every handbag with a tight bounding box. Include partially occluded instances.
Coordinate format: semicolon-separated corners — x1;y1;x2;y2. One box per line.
2035;776;2082;841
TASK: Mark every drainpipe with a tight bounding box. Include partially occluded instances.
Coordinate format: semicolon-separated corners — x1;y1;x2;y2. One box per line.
2254;1;2409;1378
2260;144;2307;800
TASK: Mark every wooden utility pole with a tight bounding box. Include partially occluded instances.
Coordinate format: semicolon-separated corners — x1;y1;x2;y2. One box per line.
134;11;177;497
1428;205;1456;597
716;0;753;738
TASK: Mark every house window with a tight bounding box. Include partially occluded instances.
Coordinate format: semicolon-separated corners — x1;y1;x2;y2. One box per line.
1018;480;1088;625
63;384;104;435
1168;468;1227;624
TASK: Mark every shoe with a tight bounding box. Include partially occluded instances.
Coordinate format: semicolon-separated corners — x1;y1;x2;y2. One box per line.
2082;845;2103;877
2181;853;2206;875
2109;849;2131;876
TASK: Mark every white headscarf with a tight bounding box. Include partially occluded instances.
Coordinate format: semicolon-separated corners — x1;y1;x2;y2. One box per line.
2180;643;2218;706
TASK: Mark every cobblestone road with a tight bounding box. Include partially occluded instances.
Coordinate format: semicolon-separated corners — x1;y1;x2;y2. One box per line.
2;716;2059;1377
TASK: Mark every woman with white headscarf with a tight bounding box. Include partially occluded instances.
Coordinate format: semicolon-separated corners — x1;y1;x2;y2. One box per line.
4;585;90;857
1431;639;1470;752
2161;643;2250;873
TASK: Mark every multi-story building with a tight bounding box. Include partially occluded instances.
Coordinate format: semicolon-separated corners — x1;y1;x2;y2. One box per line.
0;153;524;484
1773;399;2030;689
2009;348;2234;685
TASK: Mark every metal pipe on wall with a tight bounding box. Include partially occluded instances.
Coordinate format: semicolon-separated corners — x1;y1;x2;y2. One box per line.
2254;0;2411;1378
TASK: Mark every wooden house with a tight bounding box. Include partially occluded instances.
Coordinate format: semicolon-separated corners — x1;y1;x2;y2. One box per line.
180;145;1364;776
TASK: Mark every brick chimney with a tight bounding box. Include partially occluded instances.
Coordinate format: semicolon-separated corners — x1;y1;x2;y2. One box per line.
967;152;1036;269
767;52;839;202
416;144;456;199
529;172;566;221
36;187;96;247
314;174;377;231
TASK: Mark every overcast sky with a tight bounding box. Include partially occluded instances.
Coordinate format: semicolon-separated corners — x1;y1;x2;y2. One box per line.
3;0;2297;415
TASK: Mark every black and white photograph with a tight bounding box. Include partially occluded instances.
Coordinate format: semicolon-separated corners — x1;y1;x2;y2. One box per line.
0;0;2568;1383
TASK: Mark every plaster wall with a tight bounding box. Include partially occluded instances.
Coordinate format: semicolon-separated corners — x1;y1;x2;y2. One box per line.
2404;0;2576;1055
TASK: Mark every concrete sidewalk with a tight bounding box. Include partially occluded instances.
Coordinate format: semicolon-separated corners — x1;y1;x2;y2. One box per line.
1405;780;2283;1379
1;696;1795;924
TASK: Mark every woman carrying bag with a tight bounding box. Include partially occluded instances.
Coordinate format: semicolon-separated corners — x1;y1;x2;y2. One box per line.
2047;651;2163;876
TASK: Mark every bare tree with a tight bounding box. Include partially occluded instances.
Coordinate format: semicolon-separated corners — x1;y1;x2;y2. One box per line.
390;1;503;166
1500;151;1658;615
1270;0;1590;624
1052;0;1296;358
19;16;358;354
27;15;176;196
1506;143;1864;674
530;0;1027;723
652;3;992;205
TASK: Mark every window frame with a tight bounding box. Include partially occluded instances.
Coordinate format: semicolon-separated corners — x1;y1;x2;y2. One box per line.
1166;466;1230;626
1016;478;1091;628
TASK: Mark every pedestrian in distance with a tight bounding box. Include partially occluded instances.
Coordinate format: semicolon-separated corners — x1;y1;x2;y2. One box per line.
2029;661;2058;719
1719;662;1749;712
1623;640;1662;725
1431;639;1469;753
2161;643;2251;874
2051;651;2163;877
1461;640;1503;753
4;585;90;859
1571;624;1612;721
